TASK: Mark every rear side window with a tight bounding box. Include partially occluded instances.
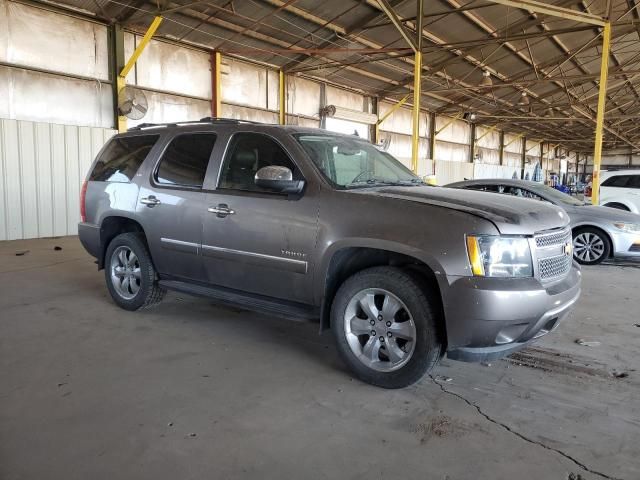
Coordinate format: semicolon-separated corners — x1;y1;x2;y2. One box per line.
155;133;217;188
602;175;630;187
90;135;159;182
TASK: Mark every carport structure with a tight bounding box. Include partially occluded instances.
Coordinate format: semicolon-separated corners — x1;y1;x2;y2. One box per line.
51;0;640;196
2;0;640;240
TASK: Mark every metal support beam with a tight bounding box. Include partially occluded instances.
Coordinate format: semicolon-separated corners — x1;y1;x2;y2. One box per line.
592;22;612;206
429;112;436;165
120;16;163;79
485;0;606;26
375;94;411;143
521;136;527;179
376;0;418;52
469;123;477;162
116;16;163;132
279;70;286;125
211;51;222;117
411;0;423;174
476;124;499;142
435;113;464;136
504;132;525;148
109;24;125;132
499;130;505;166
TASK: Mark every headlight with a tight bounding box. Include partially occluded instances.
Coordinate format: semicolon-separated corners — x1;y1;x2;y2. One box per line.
613;222;640;233
466;235;533;278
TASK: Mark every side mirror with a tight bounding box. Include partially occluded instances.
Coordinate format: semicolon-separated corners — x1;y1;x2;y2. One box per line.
255;166;305;194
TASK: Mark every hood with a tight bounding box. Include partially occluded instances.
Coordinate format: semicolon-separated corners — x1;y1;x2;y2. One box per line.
353;186;570;235
571;204;640;223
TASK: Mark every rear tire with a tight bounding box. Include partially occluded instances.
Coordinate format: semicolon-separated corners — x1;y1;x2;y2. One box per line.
572;227;610;265
331;266;442;388
104;232;165;310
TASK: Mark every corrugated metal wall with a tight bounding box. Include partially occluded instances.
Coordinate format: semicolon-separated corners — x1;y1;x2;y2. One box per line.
0;119;115;240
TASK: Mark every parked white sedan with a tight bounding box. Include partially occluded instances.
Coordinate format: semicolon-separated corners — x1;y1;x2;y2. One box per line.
447;179;640;265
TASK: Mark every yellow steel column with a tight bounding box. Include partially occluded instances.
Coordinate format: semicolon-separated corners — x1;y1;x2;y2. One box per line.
211;51;222;117
279;70;286;125
411;0;423;174
591;21;611;206
117;16;163;132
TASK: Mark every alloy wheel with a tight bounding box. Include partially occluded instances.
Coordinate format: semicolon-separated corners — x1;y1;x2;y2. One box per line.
343;288;417;372
573;232;605;263
110;246;142;300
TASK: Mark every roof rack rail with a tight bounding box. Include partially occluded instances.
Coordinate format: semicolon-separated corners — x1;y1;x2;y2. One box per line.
128;122;177;131
198;117;265;125
128;117;266;131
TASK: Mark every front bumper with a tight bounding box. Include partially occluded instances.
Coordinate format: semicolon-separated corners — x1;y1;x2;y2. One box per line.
443;264;581;363
610;230;640;257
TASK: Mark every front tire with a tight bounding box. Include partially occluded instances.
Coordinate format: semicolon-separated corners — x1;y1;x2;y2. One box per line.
331;267;442;388
104;232;165;310
573;227;610;265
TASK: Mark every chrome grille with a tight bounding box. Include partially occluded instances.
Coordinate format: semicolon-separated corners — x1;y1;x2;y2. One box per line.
535;228;571;248
539;254;572;280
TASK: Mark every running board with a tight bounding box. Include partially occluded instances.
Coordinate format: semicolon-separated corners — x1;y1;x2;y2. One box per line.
159;279;319;322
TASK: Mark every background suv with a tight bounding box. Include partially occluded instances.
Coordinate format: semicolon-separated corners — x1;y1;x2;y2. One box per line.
586;169;640;212
78;118;581;388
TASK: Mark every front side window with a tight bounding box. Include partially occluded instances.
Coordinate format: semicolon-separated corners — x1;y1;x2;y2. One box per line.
90;135;159;182
155;133;217;188
295;134;422;189
218;133;299;192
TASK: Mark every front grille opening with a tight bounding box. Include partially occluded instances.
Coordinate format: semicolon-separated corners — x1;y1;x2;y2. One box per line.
535;228;571;248
539;255;572;280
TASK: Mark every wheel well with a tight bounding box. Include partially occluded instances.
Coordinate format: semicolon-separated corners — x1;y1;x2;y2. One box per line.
603;202;630;211
99;217;147;269
320;248;445;344
572;225;613;257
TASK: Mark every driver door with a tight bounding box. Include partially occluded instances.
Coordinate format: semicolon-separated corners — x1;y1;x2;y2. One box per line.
202;132;319;304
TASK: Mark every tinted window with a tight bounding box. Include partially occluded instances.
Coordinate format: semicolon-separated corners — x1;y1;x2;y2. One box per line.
625;175;640;189
90;135;159;182
219;133;299;192
155;133;216;188
602;175;631;188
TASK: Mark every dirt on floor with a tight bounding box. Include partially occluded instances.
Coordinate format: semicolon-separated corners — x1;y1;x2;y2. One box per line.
0;236;638;480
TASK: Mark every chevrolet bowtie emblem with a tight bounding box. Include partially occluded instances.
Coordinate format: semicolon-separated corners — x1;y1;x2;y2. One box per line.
563;242;573;256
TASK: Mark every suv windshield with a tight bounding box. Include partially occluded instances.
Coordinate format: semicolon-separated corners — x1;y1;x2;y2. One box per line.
295;134;423;189
529;183;585;206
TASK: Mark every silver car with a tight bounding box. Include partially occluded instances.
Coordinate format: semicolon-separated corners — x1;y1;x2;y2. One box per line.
447;179;640;265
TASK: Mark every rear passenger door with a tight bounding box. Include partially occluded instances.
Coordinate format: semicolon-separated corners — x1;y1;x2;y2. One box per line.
137;132;217;282
201;132;319;304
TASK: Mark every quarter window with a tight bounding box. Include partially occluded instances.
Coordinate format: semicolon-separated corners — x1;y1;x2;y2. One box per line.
90;135;159;182
155;133;217;188
625;175;640;189
218;133;299;192
602;175;630;188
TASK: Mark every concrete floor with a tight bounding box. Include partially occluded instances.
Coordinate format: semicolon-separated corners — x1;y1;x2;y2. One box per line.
1;236;638;480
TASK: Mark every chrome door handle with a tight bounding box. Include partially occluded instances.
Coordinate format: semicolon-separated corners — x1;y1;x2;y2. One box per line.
208;204;235;217
140;196;161;207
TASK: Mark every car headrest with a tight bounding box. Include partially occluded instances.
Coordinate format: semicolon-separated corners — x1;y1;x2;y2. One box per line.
234;149;256;168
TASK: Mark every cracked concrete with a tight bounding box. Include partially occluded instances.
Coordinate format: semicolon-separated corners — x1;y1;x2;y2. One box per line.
1;236;638;480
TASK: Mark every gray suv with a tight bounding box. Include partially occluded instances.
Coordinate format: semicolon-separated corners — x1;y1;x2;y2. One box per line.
78;118;581;388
